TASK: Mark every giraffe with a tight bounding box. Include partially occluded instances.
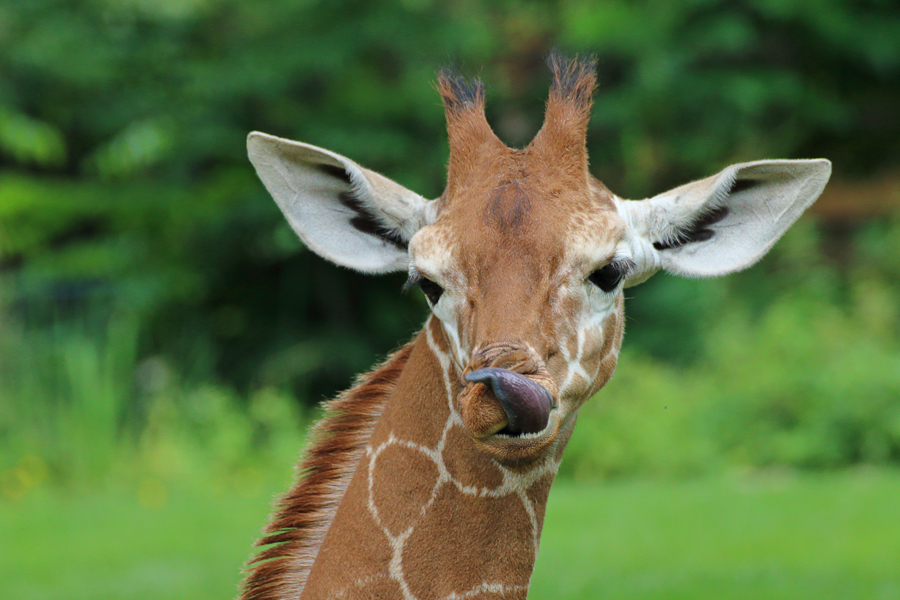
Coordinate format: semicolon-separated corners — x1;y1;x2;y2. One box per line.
240;54;831;600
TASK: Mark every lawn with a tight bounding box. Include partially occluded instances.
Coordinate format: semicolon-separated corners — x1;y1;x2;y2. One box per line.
532;470;900;599
2;470;898;600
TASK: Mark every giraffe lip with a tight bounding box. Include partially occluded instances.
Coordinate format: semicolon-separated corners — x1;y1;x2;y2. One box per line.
464;367;553;435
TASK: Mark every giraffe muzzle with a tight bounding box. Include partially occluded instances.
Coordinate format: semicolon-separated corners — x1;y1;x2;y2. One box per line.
464;367;553;435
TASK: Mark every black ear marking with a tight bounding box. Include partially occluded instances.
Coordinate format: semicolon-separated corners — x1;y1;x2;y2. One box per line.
337;192;408;251
319;163;353;186
318;162;408;251
653;205;730;251
653;239;678;251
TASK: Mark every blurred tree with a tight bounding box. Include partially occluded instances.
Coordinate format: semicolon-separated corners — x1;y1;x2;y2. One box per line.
1;0;899;401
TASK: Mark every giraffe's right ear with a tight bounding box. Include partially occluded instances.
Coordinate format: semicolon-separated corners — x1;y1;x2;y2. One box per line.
618;159;831;286
248;132;435;274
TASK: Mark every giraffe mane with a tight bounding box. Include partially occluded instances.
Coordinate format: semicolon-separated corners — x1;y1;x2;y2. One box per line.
239;341;415;600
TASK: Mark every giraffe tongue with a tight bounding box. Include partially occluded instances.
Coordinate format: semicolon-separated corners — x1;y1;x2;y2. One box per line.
464;368;553;435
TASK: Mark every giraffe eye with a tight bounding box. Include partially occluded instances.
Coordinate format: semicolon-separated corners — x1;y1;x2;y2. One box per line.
417;277;444;306
588;261;629;293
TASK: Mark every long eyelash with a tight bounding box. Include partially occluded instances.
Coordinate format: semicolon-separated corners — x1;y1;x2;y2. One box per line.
588;258;636;293
402;269;422;292
614;258;636;277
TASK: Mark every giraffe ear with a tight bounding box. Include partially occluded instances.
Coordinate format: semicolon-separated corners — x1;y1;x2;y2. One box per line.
248;132;435;274
619;159;831;285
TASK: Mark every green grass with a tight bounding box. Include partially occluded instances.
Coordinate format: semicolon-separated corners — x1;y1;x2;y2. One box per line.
2;470;899;600
532;470;900;599
0;479;278;600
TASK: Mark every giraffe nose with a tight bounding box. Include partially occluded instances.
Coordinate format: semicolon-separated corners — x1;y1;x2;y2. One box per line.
464;367;553;435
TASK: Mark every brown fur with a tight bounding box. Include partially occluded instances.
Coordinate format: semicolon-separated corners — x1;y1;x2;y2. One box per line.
239;342;414;600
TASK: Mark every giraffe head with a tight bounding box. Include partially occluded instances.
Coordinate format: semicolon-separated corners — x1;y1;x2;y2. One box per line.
248;54;830;466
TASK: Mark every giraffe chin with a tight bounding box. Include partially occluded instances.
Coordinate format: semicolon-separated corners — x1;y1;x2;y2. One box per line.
474;406;563;466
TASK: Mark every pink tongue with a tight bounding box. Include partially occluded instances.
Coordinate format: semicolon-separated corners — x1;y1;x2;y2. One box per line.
464;367;552;435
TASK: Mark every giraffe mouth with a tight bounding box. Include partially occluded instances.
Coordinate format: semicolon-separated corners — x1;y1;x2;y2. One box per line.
464;368;553;436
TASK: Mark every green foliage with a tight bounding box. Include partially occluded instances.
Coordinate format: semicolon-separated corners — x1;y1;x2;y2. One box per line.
0;108;66;166
3;0;900;399
0;314;136;485
0;312;307;494
2;0;900;486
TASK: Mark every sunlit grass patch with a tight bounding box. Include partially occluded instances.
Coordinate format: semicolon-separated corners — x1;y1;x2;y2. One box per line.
0;481;279;600
3;470;898;600
531;470;900;600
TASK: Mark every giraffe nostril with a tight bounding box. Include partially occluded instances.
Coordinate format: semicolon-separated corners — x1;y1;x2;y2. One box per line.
464;367;553;435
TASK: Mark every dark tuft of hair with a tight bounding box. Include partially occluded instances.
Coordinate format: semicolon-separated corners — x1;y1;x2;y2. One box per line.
437;66;485;114
546;50;598;108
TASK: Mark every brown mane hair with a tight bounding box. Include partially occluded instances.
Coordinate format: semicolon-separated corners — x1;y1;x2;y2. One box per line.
239;341;415;600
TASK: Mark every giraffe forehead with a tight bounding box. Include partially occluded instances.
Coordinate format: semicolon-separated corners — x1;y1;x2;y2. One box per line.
412;152;627;289
418;192;623;275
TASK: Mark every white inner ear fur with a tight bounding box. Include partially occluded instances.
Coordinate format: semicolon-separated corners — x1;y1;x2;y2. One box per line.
247;131;435;274
617;159;831;284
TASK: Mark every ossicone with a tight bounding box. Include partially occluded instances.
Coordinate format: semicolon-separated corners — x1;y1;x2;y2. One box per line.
529;51;599;180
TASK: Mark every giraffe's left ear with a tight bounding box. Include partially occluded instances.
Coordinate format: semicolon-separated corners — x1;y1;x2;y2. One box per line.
618;159;831;285
248;132;435;274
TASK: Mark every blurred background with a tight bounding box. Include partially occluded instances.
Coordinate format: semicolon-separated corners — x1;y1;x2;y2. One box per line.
2;0;899;599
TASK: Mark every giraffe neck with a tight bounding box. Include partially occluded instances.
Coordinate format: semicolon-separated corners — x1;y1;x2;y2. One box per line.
295;316;570;599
